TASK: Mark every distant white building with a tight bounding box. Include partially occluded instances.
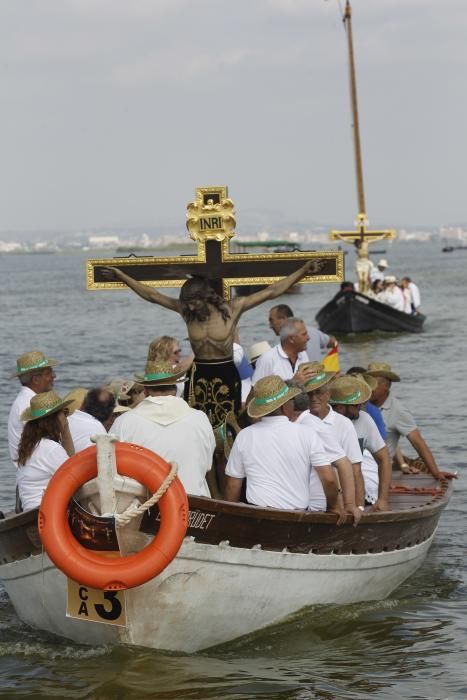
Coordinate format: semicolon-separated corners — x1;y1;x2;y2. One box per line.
88;235;120;248
0;240;25;253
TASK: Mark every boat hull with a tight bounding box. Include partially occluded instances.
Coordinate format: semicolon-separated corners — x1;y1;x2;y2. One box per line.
0;533;435;653
316;290;426;334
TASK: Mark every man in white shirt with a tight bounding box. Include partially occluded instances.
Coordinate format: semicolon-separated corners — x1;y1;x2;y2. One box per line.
68;387;114;452
8;350;58;467
287;383;361;525
268;304;337;362
300;361;365;508
367;362;456;481
401;277;421;314
370;258;389;283
224;375;341;516
252;317;311;385
112;361;215;497
380;276;405;311
329;375;392;512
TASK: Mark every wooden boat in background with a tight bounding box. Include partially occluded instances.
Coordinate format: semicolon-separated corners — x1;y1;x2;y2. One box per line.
316;1;424;334
0;452;451;652
316;289;426;334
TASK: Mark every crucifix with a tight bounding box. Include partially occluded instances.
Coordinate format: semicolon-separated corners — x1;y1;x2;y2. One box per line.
87;185;344;297
330;213;395;295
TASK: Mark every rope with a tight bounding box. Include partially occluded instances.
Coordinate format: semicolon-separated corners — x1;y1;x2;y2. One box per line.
114;462;179;527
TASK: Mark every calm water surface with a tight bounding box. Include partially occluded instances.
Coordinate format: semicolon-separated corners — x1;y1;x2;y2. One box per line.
0;241;465;699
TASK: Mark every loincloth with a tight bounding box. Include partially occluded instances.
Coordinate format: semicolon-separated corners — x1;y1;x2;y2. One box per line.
184;358;241;430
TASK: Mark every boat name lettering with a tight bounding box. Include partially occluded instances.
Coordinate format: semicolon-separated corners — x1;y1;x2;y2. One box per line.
154;509;216;530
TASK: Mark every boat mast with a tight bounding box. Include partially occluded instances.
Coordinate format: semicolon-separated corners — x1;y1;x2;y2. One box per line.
329;1;396;294
344;0;366;221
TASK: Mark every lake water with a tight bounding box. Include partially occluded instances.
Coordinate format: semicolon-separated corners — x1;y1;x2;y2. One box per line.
0;241;465;699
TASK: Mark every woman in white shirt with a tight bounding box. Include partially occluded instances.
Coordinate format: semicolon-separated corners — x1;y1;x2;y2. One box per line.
17;391;75;511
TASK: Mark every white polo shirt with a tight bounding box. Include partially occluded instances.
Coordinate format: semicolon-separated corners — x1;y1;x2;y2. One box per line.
252;344;308;385
296;410;346;463
68;410;107;453
320;406;362;464
8;386;35;464
16;438;69;511
225;415;329;510
352;410;386;455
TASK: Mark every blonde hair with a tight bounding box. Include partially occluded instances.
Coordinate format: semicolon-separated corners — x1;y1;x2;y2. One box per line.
147;336;178;362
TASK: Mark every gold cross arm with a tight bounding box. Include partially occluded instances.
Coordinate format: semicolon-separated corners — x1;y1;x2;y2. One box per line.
330;228;396;244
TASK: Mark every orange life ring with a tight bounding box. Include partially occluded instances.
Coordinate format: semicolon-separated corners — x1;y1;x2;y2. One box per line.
38;442;188;591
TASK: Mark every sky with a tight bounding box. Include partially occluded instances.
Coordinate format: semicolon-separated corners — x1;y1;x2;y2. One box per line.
1;0;466;234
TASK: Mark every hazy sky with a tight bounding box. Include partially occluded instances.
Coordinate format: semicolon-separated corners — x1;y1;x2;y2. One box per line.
1;0;466;233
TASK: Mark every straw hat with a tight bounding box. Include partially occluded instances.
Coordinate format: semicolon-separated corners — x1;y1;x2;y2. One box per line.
10;350;58;379
300;361;336;393
348;372;378;392
247;375;301;419
20;390;75;423
366;362;400;382
329;375;372;405
248;341;272;363
63;387;88;414
384;275;397;284
377;259;388;268
105;377;134;401
113;403;131;415
134;361;188;387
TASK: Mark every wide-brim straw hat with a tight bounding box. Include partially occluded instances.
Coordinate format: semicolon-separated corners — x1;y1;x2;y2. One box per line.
134;361;188;387
329;375;372;406
10;350;58;379
20;390;74;423
348;372;378;392
248;341;272;364
247;375;301;419
377;259;389;268
366;362;401;382
113;403;131;414
300;362;336;393
384;275;397;284
63;388;88;414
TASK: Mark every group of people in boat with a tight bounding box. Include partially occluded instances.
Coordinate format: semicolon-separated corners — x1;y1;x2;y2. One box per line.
364;258;422;314
8;261;455;520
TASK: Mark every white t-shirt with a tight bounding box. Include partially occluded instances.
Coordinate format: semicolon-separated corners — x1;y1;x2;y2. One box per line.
320;406;362;464
352;410;386;455
225;415;329;510
8;386;35;464
252;344;309;385
361;449;379;504
112;395;214;497
16;438;69;511
68;409;106;453
409;282;421;309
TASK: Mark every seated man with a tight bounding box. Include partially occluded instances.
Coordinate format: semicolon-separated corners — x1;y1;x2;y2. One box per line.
287;382;361;525
67;387;113;452
223;375;341;517
300;362;366;509
367;362;456;481
112;361;215;497
252;317;310;384
329;375;392;512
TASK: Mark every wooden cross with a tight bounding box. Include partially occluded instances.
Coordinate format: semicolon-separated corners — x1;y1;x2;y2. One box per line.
87;186;344;299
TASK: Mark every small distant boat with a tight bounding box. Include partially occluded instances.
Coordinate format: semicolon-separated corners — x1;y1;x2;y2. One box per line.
316;289;426;335
442;245;467;253
316;2;423;335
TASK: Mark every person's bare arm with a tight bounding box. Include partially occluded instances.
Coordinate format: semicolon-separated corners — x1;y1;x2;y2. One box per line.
333;456;362;525
222;476;243;502
315;465;345;525
232;260;324;314
368;446;392;513
407;429;457;480
101;267;181;312
352;461;365;507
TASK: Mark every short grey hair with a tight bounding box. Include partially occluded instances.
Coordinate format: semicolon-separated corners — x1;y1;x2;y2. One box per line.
279;317;304;342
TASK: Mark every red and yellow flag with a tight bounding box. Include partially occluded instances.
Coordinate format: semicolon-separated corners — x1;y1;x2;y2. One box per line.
322;345;340;373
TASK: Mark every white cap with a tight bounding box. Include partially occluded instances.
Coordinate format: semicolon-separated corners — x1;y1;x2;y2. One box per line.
248;341;272;363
